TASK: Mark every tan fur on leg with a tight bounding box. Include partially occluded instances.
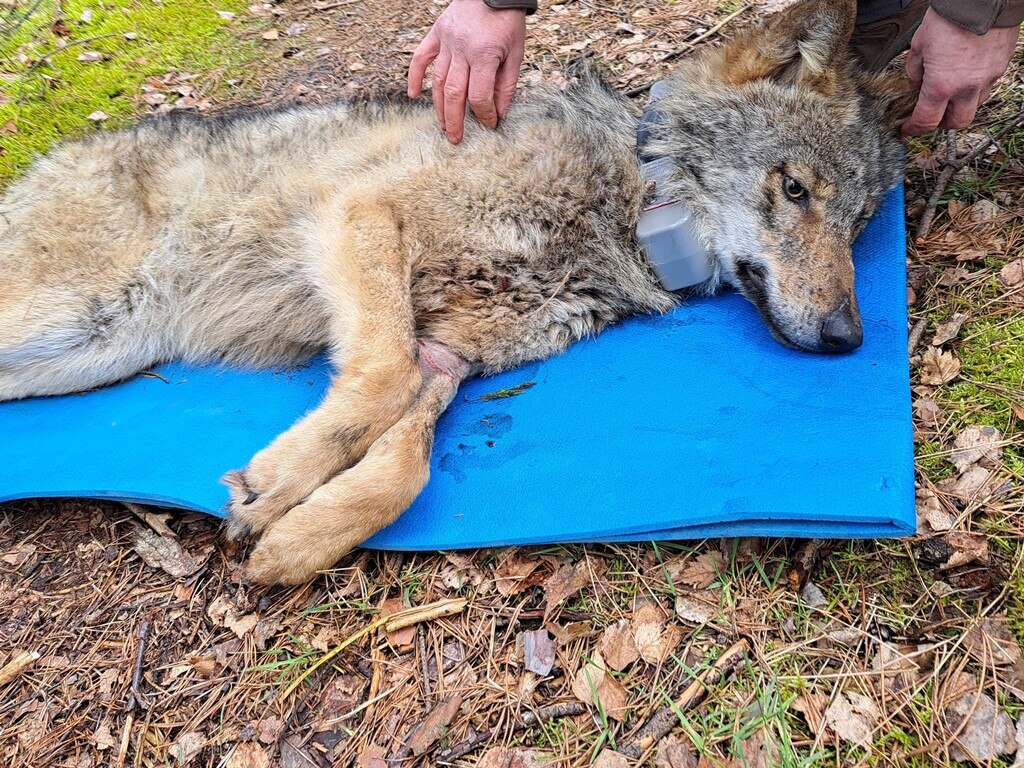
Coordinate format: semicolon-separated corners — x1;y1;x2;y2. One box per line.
225;197;422;540
244;361;464;585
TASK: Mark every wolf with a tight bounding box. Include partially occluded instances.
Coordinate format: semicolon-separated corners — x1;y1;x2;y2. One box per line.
0;0;911;583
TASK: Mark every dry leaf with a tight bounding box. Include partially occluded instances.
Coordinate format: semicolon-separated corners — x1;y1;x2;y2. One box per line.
738;728;779;768
964;618;1021;666
941;464;993;502
544;560;605;615
226;743;271;768
932;313;968;346
1000;259;1024;287
951;425;1002;473
674;590;718;624
942;675;1016;764
87;111;109;122
942;531;990;570
572;655;628;721
655;735;698;768
632;602;683;664
823;691;880;748
600;619;639;671
967;199;1000;225
791;693;828;735
92;720;117;751
133;527;204;578
77;51;104;62
311;674;366;733
254;716;284;745
937;266;969;287
494;549;548;595
592;750;630;768
406;695;463;755
261;29;279;40
522;629;556;676
916;486;953;533
1;119;17;135
679;552;725;588
168;731;205;765
477;748;544;768
380;599;416;647
217;10;236;20
920;347;961;386
356;744;387;768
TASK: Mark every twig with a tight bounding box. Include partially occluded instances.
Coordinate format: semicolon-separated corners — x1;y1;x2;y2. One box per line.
279;597;469;701
418;625;432;705
907;317;928;356
625;4;752;98
310;0;361;10
916;108;1024;239
434;702;587;763
127;614;151;712
617;638;750;758
16;34;122;80
0;649;40;687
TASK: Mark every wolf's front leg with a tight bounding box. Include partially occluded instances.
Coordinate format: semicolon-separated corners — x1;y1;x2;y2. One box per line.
243;347;468;585
225;197;422;540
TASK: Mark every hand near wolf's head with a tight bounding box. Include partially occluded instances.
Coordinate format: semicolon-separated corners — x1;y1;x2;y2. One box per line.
407;0;1019;142
902;8;1019;136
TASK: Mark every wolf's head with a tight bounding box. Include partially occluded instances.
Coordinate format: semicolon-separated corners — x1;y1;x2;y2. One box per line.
650;0;914;353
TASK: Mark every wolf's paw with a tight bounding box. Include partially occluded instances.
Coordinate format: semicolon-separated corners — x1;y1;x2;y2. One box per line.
242;501;362;585
222;441;335;540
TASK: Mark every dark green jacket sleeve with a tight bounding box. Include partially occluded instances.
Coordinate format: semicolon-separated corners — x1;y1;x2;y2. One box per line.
930;0;1024;33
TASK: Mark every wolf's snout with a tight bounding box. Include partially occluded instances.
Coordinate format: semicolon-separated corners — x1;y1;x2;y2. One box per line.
820;297;862;353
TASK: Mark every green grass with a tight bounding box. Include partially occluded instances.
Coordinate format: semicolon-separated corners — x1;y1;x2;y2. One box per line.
0;0;264;184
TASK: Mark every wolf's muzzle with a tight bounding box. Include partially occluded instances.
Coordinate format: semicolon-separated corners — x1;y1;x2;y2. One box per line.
820;296;863;353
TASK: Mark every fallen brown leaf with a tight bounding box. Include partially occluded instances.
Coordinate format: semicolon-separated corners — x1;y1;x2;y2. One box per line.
655;735;698;768
823;691;879;748
226;743;271;768
920;347;961;386
951;425;1002;473
932;313;969;346
600;619;640;671
964;617;1021;666
478;748;544;768
572;654;629;721
632;602;683;664
917;486;953;533
168;731;205;765
406;695;463;755
1000;259;1024;287
133;527;205;579
791;692;828;735
592;749;630;768
941;673;1016;764
679;551;725;589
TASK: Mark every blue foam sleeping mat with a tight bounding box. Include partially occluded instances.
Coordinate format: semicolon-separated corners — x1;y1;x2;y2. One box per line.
0;186;915;547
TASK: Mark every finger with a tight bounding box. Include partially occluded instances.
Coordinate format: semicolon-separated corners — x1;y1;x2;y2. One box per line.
467;60;499;129
939;93;978;131
905;45;924;90
494;47;524;120
431;48;452;133
902;85;948;136
443;56;471;144
408;31;441;98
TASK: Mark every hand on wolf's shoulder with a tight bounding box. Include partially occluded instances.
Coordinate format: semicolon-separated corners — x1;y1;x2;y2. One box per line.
408;0;527;144
902;8;1019;136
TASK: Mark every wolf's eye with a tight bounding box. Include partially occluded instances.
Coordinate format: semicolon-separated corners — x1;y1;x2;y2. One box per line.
782;175;808;203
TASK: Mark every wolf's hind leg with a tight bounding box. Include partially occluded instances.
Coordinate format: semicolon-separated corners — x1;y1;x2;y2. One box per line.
225;197;423;540
244;356;465;585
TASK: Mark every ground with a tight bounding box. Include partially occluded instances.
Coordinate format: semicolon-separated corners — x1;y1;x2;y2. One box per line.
1;0;1023;766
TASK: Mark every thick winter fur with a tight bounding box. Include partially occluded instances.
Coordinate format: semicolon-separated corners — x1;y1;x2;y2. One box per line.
0;0;911;583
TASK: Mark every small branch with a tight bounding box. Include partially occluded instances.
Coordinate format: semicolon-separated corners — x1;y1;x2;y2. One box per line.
16;34;122;80
126;614;151;712
617;638;750;759
434;702;586;763
916;108;1024;239
0;650;40;688
280;598;468;701
625;4;752;98
907;317;928;357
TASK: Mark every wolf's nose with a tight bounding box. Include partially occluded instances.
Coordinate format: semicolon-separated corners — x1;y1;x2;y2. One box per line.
820;298;862;353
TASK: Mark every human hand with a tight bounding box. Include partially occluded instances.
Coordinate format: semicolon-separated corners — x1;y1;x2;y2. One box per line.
408;0;527;144
903;9;1020;136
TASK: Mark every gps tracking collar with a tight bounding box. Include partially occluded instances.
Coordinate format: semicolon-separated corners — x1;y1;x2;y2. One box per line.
635;80;713;291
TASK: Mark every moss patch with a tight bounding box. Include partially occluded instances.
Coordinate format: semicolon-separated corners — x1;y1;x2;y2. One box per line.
0;0;263;184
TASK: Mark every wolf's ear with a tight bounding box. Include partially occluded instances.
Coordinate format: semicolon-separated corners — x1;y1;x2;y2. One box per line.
864;71;918;128
716;0;857;92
